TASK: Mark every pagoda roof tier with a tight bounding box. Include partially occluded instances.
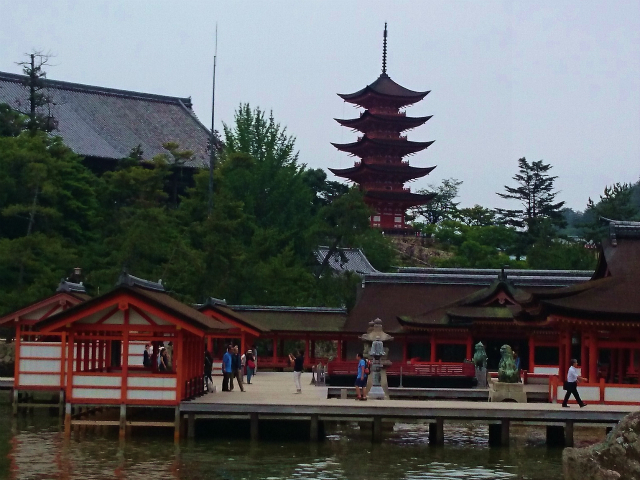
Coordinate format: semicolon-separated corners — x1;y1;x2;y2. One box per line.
364;189;436;207
339;74;429;108
332;136;434;158
335;112;432;133
329;162;435;182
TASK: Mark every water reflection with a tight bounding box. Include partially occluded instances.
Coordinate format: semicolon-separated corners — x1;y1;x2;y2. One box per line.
0;407;566;480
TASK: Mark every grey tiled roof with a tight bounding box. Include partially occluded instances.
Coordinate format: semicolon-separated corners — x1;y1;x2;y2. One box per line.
315;246;379;275
0;71;210;167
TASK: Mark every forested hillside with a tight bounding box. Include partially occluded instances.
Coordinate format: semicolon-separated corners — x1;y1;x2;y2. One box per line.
0;104;395;315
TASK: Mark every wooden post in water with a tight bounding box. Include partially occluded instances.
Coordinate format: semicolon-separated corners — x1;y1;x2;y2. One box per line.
118;404;126;440
372;417;382;442
64;403;72;437
187;413;195;439
310;414;319;442
501;419;510;447
250;412;259;441
174;406;181;443
565;421;574;447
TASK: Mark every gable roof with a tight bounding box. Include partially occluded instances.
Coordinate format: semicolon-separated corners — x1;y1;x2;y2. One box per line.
36;284;229;334
0;290;89;326
0;71;210;167
513;219;640;322
198;298;270;334
228;305;347;333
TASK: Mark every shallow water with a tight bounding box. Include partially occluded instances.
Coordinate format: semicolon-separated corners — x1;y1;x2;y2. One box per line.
0;406;570;480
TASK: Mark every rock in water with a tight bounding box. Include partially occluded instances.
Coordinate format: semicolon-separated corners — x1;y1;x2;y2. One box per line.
563;411;640;480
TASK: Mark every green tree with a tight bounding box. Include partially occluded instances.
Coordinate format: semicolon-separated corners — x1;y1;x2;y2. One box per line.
581;182;640;243
412;178;462;224
458;205;496;226
496;158;565;237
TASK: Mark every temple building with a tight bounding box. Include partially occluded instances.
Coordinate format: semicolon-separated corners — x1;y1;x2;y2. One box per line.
330;24;436;231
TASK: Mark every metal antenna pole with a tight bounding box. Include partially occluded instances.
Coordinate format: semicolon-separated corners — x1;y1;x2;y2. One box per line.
208;24;218;217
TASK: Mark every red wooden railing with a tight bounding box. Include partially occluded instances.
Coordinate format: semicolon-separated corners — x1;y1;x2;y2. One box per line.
327;361;475;378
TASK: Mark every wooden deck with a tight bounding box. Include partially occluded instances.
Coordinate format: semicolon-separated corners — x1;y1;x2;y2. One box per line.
181;372;634;445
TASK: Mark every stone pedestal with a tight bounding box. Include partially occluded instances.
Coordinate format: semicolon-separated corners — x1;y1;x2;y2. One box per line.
476;367;488;388
488;380;527;403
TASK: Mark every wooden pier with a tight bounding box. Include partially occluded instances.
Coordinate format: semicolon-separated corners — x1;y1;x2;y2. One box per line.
180;373;634;447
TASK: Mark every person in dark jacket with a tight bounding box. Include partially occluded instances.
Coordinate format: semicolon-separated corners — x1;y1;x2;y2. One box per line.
204;348;213;392
233;345;245;392
143;344;151;368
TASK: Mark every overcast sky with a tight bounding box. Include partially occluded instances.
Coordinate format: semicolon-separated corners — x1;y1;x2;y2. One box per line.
2;1;639;211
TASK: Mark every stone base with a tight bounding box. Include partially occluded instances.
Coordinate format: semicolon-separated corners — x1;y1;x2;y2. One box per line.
488;380;527;403
476;367;488;388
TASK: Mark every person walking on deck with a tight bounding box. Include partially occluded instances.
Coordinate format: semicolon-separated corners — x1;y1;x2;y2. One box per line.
355;352;368;401
246;350;255;384
222;345;234;392
563;359;588;408
204;348;213;392
233;345;245;392
289;350;304;394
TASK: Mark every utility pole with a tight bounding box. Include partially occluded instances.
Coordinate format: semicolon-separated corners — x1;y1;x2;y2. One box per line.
208;24;218;217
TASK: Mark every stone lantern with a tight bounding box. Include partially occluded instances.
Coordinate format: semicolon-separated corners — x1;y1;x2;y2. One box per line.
360;318;393;400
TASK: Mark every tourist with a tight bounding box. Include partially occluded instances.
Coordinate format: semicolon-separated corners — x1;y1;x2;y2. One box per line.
143;344;151;368
562;359;588;408
246;350;255;384
252;343;258;375
166;341;173;369
233;345;245;392
289;350;304;394
158;348;168;372
204;348;213;392
222;345;234;392
355;352;368;401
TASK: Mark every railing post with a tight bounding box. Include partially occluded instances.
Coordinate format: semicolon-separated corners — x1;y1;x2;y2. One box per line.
600;378;605;404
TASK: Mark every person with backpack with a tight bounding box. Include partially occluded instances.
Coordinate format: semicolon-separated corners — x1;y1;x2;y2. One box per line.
355;352;369;401
246;350;256;384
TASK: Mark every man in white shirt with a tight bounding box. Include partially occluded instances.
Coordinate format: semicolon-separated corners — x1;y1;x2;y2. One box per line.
562;359;588;408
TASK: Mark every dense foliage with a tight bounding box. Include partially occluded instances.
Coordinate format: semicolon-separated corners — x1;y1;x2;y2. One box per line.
0;103;395;315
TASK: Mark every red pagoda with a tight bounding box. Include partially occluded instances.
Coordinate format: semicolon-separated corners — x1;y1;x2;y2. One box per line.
330;24;436;231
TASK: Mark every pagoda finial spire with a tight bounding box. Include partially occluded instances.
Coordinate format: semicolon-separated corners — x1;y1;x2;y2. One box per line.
382;22;388;75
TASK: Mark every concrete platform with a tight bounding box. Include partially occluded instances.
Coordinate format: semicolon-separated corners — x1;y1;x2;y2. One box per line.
184;372;632;424
327;384;549;401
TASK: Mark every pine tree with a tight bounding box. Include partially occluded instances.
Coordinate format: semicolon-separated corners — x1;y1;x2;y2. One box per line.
496;158;565;237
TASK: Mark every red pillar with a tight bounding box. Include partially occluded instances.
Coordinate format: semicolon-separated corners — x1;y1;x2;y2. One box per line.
589;335;598;382
336;338;342;361
402;338;408;363
241;331;246;356
618;348;626;384
528;336;535;373
305;336;310;359
580;333;587;372
465;335;473;361
272;337;277;363
430;336;437;362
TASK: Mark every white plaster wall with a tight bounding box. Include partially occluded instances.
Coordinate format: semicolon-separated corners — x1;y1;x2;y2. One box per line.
20;359;61;373
73;375;121;387
128;376;176;388
127;389;176;401
72;388;121;399
605;387;640;403
18;374;60;387
21;343;61;358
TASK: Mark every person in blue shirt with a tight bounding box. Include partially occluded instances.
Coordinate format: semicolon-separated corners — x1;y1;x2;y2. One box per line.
222;345;234;392
355;352;368;401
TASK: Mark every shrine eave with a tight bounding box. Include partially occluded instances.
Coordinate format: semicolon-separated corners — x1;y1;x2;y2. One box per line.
331;137;435;156
338;73;430;103
335;113;432;131
364;190;436;206
329;163;435;180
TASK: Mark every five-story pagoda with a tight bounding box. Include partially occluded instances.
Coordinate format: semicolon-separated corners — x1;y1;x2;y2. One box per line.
330;24;436;231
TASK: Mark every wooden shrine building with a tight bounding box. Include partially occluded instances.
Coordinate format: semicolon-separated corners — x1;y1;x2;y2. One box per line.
330;24;436;231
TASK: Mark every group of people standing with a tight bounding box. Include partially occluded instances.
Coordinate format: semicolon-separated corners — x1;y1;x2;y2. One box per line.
142;343;172;371
218;344;256;392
